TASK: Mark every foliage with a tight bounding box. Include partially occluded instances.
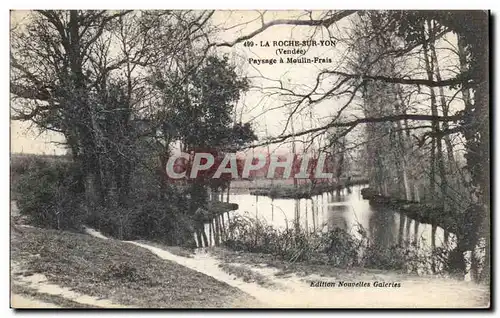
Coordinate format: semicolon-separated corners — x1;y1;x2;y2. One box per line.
224;214;363;268
10;10;489;281
223;214;449;273
85;182;196;245
13;156;196;245
161;55;250;149
14;157;86;230
362;244;408;270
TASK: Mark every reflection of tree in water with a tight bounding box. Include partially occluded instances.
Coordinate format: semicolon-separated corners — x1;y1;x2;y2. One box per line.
294;199;300;233
311;199;316;230
326;205;349;232
329;191;347;203
368;206;397;249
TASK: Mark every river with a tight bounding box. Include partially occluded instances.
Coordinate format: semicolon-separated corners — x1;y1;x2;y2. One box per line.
229;185;452;252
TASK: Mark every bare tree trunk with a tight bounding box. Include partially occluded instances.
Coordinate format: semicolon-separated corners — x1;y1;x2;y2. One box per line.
395;90;413;203
221;213;226;242
413;220;420;247
423;20;439;273
405;218;412;246
201;228;208;247
413;182;421;247
214;216;221;246
196;231;203;248
457;31;490;282
218;215;224;243
398;215;405;246
422;22;438;205
209;221;213;246
430;21;452;248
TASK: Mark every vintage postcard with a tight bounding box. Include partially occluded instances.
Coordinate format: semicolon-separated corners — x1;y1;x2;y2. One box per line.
10;10;490;309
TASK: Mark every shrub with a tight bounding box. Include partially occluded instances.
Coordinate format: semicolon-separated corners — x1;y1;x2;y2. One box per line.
13;155;197;245
362;244;407;270
222;214;444;273
320;227;361;267
85;192;196;246
14;157;85;230
223;214;364;267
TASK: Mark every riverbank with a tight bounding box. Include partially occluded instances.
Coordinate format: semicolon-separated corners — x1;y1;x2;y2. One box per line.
248;179;368;199
360;187;458;233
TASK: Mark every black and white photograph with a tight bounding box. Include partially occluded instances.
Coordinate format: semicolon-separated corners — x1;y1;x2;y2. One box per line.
9;9;491;309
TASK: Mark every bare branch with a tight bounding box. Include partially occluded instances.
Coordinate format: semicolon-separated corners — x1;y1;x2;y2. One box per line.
323;70;471;87
213;10;357;48
251;113;461;148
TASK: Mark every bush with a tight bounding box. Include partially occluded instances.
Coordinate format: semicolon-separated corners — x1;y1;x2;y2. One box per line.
320;227;361;267
128;195;195;246
85;190;196;246
222;214;443;272
13;155;197;245
223;214;364;267
362;244;407;270
14;157;86;230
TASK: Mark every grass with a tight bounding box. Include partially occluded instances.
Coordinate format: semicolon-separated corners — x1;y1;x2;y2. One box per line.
11;226;256;308
209;247;411;280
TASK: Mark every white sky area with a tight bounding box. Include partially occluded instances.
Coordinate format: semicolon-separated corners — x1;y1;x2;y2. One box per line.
10;10;464;156
213;11;356;154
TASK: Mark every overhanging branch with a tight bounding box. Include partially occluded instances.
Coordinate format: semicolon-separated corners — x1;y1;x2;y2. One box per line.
213;10;357;48
323;70;472;88
251;113;462;148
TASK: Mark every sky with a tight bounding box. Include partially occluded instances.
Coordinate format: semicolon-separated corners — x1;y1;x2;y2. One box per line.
213;11;357;149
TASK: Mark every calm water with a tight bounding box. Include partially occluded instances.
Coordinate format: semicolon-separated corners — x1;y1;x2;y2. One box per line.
229;185;451;250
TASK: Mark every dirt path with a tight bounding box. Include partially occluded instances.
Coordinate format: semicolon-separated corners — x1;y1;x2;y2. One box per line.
11;294;59;308
11;262;130;308
80;229;488;308
129;242;276;305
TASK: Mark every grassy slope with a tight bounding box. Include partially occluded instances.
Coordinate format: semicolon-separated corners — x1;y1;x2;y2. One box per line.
11;227;255;308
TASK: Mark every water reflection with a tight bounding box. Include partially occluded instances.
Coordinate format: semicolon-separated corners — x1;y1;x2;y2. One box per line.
368;206;397;249
326;204;349;232
230;185;446;251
